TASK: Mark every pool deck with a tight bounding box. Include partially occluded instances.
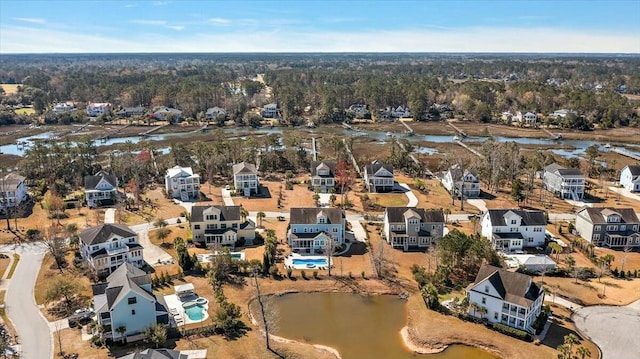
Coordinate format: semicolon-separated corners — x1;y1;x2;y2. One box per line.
284;253;333;270
164;294;210;326
197;251;246;263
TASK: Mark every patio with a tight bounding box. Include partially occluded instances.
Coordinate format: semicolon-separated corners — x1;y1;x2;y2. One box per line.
163;283;210;326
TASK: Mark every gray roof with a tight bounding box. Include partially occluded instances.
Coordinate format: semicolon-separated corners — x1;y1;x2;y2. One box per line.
448;164;477;182
191;205;242;222
289;207;344;225
544;163;582;177
84;170;117;190
118;348;187;359
364;162;394;177
0;173;25;191
79;223;136;245
578;207;640;224
206;107;226;115
154;107;182;116
471;264;542;307
385;207;444;223
117;106;145;115
310;160;336;177
263;103;277;110
486;209;547;226
92;263;154;311
624;165;640;176
232;162;257;175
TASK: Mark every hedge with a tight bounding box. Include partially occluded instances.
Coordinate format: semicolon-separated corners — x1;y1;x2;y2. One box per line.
492;323;532;341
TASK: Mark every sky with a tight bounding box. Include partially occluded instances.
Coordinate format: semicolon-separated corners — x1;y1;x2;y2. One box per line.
0;0;639;54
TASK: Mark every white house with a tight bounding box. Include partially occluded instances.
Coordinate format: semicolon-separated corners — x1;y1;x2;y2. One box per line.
164;166;200;201
53;102;76;113
550;109;577;119
467;264;544;333
364;161;394;193
86;102;112;117
620;165;640;192
79;224;144;275
481;209;547;252
84;170;118;208
543;163;584;200
288;207;346;254
441;164;480;198
232;162;259;196
515;111;537;125
262;103;278;118
205;107;227;121
117;349;187;359
0;173;28;211
92;263;168;342
501;112;513;122
383;207;444;251
153;107;182;122
575;207;640;249
190;205;256;247
310;160;336;193
391;105;411;118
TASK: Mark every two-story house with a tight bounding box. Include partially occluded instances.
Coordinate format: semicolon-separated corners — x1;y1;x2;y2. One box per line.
543;163;585;200
165;166;200;201
310;160;336;193
0;173;27;211
205;107;227;121
232;162;259;197
346;104;370;119
364;161;394;193
515;111;537;125
86;102;112;117
80;224;144;275
53;102;76;113
383;207;444;251
620;165;640;192
92;263;168;342
441;164;480;198
84;170;118;208
116;106;146;118
153;107;183;123
467;264;544;333
262;103;278;118
190;205;256;247
288;208;346;254
575;207;640;249
481;209;547;252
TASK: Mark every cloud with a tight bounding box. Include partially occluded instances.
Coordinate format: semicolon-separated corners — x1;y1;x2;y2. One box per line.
1;24;638;54
13;17;46;24
209;18;231;25
124;4;137;8
130;20;167;26
166;25;185;31
153;1;171;5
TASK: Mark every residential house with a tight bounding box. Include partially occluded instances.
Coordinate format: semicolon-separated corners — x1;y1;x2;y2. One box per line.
53;102;76;113
118;349;188;359
383;207;444;251
205;107;227;121
0;173;27;211
86;102;112;117
550;109;577;120
232;162;259;196
79;224;144;275
543;163;585;200
262;103;278;118
441;164;480;198
481;209;547;252
288;207;346;253
363;161;394;193
153;107;183;122
575;207;640;249
190;205;256;247
346;104;370;119
164;166;200;201
515;111;537;125
117;106;146;118
501;112;513;122
92;263;168;342
310;160;336;193
391;105;411;118
620;165;640;192
467;264;544;333
85;170;118;207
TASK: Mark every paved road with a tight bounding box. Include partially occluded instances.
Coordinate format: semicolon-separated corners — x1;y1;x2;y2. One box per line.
3;243;51;359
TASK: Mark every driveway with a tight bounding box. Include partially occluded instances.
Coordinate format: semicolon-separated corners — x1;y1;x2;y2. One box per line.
104;208;115;224
130;219;183;266
573;299;640;359
609;187;640;202
398;183;418;207
3;244;51;359
221;188;235;206
347;219;367;242
466;198;488;212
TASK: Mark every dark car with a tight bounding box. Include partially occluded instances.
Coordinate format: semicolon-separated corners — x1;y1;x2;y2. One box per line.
68;312;93;327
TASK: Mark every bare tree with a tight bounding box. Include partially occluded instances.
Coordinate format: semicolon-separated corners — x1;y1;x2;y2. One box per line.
621;237;632;273
43;225;68;274
323;233;337;277
252;268;279;354
372;239;388;278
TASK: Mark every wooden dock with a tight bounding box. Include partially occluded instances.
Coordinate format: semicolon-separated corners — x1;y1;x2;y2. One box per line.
394;138;435;178
542;127;563;140
139;124;167;137
455;140;484;158
342;122;354;130
612;147;640;161
97;124;132;142
312;137;318;161
192;124;209;133
446;120;467;137
399;119;414;134
342;138;361;176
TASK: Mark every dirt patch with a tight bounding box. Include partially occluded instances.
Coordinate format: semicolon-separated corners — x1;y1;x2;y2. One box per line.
233;180;315;212
53;327;110;359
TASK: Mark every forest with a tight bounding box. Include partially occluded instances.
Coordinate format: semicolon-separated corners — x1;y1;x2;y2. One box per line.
0;53;639;129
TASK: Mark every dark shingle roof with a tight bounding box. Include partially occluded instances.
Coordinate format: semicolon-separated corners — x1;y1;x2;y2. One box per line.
117;348;187;359
310;160;336;177
486;209;547;226
79;223;136;245
289;207;344;225
364;162;394;177
385;207;444;223
84;170;117;190
544;163;582;177
191;205;242;223
103;263;153;310
578;207;640;224
471;264;542;307
624;165;640;176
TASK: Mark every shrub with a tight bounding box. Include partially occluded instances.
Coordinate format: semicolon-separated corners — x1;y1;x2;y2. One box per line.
361;271;366;279
286;268;293;279
348;271;353;279
313;270;319;279
492;323;532;341
301;270;307;280
176;218;181;224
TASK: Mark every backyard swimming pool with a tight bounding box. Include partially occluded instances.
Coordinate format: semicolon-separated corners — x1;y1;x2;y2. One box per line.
183;302;206;321
291;257;328;268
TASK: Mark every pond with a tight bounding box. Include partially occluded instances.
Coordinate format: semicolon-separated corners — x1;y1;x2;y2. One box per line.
264;292;498;359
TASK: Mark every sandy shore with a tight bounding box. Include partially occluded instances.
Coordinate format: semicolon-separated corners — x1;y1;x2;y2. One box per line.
400;326;448;354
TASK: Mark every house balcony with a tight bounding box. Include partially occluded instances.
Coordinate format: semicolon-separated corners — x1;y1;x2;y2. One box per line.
106;246;130;256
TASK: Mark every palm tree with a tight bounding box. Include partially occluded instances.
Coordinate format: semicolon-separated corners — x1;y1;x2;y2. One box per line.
564;333;580;355
420;284;439;310
443;208;451;224
577;346;592;359
115;325;127;344
154;217;168;229
240;206;248;222
256;211;266;228
470;302;480;318
477;306;487;320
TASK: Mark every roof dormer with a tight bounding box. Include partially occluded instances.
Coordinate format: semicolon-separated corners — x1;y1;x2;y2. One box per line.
601;209;621;223
503;210;522;226
317;211;328;224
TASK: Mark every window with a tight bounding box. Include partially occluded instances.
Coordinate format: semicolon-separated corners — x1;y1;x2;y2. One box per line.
484;285;489;293
511;219;517;224
221;224;227;229
606;225;618;231
634;225;638;231
128;297;137;305
131;309;136;315
593;234;600;241
494;312;498;320
621;225;626;231
594;225;601;231
194;225;200;230
481;297;486;304
232;223;237;229
332;228;338;232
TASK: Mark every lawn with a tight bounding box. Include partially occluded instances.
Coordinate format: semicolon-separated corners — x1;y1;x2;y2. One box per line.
0;255;10;278
14;107;35;115
538;276;640;306
0;84;21;95
53;327;109;359
365;193;409;208
123;187;189;226
233;180;316;212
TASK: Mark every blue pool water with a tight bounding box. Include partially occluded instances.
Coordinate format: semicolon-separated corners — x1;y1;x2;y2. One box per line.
292;258;328;267
184;304;205;321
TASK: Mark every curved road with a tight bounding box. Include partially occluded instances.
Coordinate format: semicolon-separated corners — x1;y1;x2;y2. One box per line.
2;243;51;359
